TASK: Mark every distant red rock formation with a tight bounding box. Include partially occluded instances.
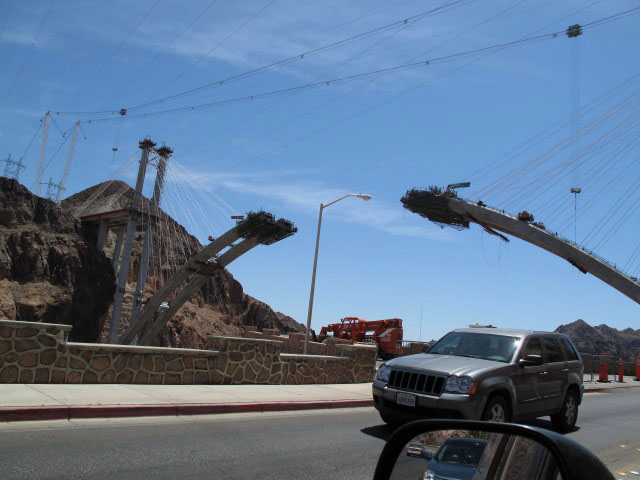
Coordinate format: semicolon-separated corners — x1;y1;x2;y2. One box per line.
555;318;640;358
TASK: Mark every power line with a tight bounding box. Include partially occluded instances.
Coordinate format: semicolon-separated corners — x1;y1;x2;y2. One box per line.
581;5;640;29
185;0;527;165
63;0;161;110
20;116;44;162
0;0;13;43
124;0;474;112
61;29;564;121
57;4;640;123
139;0;276;108
2;0;55;106
90;0;223;115
55;0;477;116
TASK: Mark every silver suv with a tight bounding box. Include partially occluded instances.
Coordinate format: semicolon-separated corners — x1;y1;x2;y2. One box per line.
373;328;584;431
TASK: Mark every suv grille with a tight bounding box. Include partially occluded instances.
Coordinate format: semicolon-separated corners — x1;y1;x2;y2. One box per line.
388;369;446;396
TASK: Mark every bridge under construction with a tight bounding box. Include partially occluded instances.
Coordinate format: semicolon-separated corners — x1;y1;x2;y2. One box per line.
401;187;640;306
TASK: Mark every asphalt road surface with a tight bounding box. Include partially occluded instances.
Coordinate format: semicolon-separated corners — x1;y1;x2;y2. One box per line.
2;389;640;480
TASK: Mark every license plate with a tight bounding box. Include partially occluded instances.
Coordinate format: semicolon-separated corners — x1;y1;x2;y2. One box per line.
396;392;416;407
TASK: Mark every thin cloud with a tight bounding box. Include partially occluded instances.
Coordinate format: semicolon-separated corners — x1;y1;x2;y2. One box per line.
169;165;454;241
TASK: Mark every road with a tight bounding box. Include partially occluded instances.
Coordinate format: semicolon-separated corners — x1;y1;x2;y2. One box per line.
1;389;640;479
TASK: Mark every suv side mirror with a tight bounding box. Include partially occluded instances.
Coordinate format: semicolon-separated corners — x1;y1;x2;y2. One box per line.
373;419;614;480
519;354;543;367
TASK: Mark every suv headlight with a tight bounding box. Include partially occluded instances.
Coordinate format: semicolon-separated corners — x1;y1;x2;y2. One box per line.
376;363;391;382
444;375;476;394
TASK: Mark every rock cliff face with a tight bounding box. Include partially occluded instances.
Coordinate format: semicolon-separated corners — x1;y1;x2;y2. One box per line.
555;319;640;357
0;177;114;341
0;177;303;348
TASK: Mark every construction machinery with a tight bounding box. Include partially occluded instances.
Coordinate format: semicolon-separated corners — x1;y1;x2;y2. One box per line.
318;317;403;359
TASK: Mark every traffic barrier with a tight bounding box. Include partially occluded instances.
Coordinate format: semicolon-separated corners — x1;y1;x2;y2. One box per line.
618;357;625;383
636;356;640;382
598;354;609;382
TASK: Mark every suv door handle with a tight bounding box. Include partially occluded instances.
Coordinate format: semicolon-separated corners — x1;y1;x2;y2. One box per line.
539;371;549;375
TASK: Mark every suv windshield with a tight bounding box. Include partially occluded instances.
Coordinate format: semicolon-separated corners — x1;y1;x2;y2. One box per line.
435;439;487;466
428;332;519;363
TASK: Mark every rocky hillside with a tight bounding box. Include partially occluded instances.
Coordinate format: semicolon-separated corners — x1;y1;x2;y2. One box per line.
555;319;640;357
0;177;304;348
0;177;114;341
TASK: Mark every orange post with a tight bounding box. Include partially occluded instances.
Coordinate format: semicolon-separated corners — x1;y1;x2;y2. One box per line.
635;356;640;382
618;357;625;383
598;354;609;382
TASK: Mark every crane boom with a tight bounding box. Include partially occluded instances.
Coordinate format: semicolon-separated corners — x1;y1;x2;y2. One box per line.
34;112;51;196
55;121;80;203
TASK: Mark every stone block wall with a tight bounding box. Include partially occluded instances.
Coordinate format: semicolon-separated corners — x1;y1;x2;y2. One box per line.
243;326;359;356
0;320;376;385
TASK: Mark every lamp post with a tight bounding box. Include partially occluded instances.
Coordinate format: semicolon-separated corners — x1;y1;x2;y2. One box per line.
303;193;372;354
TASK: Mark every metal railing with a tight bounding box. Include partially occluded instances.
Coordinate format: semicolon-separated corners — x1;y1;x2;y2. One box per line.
458;197;640;283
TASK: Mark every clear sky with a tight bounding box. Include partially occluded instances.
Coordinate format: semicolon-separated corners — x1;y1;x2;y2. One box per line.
1;0;639;342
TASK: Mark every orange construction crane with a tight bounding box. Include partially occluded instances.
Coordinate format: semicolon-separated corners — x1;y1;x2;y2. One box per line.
318;317;403;359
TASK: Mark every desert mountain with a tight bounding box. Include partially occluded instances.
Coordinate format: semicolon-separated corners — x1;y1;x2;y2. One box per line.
0;177;304;348
555;319;640;358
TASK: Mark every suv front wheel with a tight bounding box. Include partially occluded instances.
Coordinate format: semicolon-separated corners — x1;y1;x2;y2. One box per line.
481;395;511;423
551;390;578;432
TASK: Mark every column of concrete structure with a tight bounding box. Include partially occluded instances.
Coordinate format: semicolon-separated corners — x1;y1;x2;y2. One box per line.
107;139;155;343
129;145;171;337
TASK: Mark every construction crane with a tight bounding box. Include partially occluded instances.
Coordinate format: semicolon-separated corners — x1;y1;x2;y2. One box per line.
318;317;404;359
34;111;51;196
55;121;80;203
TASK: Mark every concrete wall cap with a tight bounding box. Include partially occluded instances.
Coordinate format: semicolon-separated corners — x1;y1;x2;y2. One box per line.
0;319;73;331
336;343;377;351
207;335;283;345
279;353;349;361
66;342;219;356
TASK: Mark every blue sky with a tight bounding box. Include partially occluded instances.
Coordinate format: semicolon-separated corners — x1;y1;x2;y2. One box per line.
1;0;639;341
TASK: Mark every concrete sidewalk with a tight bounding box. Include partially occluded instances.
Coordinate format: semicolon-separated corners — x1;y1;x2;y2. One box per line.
0;383;374;422
1;375;638;423
583;374;640;392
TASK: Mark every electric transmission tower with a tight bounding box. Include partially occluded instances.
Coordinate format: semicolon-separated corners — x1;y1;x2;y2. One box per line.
1;154;25;180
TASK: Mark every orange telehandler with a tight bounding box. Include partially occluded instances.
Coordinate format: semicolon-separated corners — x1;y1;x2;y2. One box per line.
317;317;403;359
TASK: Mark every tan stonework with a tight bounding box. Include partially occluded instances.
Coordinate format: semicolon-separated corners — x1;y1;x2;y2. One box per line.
0;320;376;385
243;327;355;356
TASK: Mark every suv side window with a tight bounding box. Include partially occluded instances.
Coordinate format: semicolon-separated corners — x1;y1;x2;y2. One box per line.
560;338;579;361
542;337;563;363
520;337;543;359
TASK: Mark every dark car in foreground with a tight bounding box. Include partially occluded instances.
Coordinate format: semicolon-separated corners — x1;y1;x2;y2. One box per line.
373;327;584;431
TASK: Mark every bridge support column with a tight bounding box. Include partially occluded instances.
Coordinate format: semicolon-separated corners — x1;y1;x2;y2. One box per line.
138;236;261;345
111;226;125;275
119;227;242;344
96;219;109;251
130;146;171;336
108;139;154;344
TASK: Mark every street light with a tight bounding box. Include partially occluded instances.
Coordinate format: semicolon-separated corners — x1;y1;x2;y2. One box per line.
303;193;372;354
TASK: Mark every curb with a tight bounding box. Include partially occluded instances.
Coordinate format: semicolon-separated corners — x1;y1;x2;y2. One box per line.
0;399;374;423
584;384;640;393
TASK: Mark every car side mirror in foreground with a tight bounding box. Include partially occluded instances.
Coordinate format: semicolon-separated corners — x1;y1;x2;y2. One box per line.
519;354;543;367
373;419;614;480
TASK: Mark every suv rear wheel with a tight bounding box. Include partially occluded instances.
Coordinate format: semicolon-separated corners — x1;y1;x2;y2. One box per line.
481;396;511;422
551;390;578;432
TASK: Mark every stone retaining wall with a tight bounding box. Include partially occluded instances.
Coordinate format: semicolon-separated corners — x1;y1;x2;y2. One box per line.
243;326;428;358
243;326;360;356
0;320;376;385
